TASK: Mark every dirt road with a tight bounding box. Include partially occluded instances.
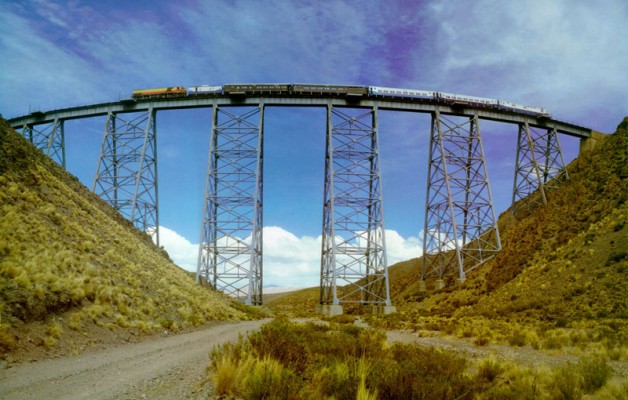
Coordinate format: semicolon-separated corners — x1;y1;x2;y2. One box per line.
0;320;266;400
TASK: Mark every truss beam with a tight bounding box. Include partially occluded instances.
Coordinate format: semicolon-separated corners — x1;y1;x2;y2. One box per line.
21;119;66;168
422;111;501;285
512;123;569;213
320;105;392;307
197;105;264;306
93;109;159;244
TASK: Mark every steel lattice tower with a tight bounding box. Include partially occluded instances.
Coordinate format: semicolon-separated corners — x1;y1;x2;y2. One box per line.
21;118;66;168
421;111;501;288
320;105;392;310
512;123;569;213
93;109;159;245
197;105;264;306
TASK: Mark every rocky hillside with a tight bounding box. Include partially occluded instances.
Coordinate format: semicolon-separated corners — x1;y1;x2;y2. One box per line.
0;118;258;361
393;118;627;325
268;118;627;333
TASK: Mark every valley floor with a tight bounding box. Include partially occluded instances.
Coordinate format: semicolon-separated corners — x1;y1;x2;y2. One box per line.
0;320;266;400
2;318;625;399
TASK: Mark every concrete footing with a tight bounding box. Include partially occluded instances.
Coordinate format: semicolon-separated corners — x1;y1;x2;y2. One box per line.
418;280;427;292
456;277;466;286
579;131;607;153
372;305;397;315
317;304;344;316
434;279;445;290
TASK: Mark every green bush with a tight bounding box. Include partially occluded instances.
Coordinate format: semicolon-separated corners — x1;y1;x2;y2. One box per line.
245;356;301;400
477;357;505;383
208;319;475;400
578;355;612;393
508;330;527;347
550;362;583;400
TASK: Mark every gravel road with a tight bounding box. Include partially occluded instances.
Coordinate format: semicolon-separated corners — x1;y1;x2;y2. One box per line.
0;320;266;400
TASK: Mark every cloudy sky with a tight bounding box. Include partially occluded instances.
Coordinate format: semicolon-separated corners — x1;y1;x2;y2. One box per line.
1;0;627;289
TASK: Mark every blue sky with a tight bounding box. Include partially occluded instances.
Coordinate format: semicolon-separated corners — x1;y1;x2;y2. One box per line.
1;0;627;289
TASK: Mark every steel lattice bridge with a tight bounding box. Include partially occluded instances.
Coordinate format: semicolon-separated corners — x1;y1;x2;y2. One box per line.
8;84;592;314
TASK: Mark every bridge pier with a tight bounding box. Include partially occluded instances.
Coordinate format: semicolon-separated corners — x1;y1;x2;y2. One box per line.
93;109;159;245
421;111;501;288
197;105;264;306
511;123;568;214
7;89;593;302
579;130;607;153
21;118;66;168
320;105;393;310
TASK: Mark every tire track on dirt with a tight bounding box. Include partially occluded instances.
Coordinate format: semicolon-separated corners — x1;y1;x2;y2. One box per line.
0;320;265;400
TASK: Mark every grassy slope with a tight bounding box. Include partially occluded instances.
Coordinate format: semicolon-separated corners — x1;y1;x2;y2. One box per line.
268;118;627;335
395;118;627;325
0;118;257;357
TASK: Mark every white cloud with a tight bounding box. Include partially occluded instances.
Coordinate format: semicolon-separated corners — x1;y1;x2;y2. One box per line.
426;0;628;128
153;226;199;272
385;229;422;264
154;225;421;288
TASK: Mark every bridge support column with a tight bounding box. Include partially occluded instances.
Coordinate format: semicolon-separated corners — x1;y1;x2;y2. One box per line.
320;105;393;312
579;131;606;153
197;105;264;306
93;109;159;245
422;111;501;288
21;118;66;168
511;123;568;214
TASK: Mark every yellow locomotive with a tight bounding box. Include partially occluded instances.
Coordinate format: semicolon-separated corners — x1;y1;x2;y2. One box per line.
132;87;187;99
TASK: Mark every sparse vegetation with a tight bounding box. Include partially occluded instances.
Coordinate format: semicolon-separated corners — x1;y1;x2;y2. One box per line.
206;318;475;399
2;110;627;399
0;117;257;358
259;119;628;399
207;319;627;399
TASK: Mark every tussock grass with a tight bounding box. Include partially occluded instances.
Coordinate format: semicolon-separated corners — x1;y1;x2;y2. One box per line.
473;355;624;400
0;117;257;356
355;120;628;356
207;319;626;399
207;318;474;400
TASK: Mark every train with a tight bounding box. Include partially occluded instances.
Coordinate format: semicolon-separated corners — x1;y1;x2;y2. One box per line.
131;84;550;118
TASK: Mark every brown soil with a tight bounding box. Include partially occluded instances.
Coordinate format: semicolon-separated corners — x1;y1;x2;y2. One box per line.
386;329;628;379
0;320;266;400
1;319;625;399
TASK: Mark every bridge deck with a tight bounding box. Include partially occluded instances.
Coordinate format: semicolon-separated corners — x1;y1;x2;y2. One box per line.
8;95;591;138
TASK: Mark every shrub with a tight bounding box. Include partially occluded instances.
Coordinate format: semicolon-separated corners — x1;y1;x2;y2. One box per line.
607;251;628;265
208;319;476;399
247;318;312;374
43;336;57;348
543;329;570;350
328;314;356;325
311;360;354;400
478;365;543;400
67;312;84;330
508;330;527;346
0;323;15;351
477;357;505;383
550;362;583;400
209;344;253;397
578;355;612;393
45;321;63;339
245;356;301;400
374;344;472;399
594;380;628;399
474;335;491;346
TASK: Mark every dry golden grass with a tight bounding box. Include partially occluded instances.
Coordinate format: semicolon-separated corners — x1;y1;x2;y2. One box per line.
362;121;628;354
0;118;258;355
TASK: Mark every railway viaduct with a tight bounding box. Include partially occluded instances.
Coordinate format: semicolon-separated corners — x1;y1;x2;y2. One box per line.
8;87;592;314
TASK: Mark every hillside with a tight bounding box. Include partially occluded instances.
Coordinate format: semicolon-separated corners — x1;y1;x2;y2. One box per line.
0;118;258;362
268;119;627;334
393;119;627;322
